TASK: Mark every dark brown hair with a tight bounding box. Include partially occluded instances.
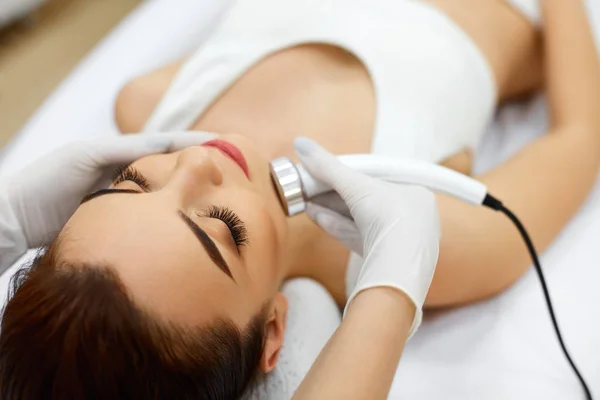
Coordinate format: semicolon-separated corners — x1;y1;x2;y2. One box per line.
0;240;267;400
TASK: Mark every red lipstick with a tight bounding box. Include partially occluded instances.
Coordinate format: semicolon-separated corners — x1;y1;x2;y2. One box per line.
202;139;250;178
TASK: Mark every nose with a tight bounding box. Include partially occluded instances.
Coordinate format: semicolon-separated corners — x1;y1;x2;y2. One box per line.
163;146;223;203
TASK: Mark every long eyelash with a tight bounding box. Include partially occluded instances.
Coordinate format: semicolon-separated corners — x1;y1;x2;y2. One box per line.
112;166;150;190
204;206;249;249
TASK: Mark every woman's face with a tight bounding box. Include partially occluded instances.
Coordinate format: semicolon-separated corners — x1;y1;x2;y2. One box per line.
59;134;289;333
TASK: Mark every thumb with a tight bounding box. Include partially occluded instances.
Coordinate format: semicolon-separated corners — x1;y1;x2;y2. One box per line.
294;137;371;197
306;203;363;256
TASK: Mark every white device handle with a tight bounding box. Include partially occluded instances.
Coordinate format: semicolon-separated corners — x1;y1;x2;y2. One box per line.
296;154;488;206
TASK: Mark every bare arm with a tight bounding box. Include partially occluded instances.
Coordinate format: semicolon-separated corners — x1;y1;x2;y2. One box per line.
115;60;185;133
293;288;415;400
428;0;600;306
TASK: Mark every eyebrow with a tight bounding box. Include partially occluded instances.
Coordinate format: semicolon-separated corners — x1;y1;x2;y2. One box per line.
81;189;235;282
81;189;140;204
177;211;235;282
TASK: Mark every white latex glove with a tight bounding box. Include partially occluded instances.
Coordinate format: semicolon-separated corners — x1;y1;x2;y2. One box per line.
294;137;440;337
0;132;216;270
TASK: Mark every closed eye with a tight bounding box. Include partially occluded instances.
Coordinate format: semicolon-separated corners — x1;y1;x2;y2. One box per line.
112;166;151;191
200;206;249;252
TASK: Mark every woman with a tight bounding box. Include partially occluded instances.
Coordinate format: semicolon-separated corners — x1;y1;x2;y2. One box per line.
0;0;598;398
0;132;439;400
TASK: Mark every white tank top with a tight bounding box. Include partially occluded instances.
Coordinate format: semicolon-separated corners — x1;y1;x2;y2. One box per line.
508;0;541;25
144;0;498;163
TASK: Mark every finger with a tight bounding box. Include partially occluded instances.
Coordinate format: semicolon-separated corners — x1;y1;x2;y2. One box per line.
160;131;220;152
88;132;219;165
306;203;363;255
294;137;374;198
311;191;352;219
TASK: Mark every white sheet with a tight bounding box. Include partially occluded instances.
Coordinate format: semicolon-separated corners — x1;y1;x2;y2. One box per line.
0;0;599;398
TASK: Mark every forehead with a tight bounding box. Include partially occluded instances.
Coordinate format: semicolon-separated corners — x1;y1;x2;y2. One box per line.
60;194;243;327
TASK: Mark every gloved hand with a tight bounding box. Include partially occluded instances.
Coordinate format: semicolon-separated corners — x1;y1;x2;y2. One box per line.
294;137;440;337
0;132;216;270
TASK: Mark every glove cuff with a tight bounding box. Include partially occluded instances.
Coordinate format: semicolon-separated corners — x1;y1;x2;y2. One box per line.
343;284;423;339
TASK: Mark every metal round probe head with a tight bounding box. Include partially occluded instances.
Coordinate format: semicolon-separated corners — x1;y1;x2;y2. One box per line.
269;157;307;216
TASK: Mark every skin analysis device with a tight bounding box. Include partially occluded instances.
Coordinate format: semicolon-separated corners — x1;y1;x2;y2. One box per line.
269;155;487;216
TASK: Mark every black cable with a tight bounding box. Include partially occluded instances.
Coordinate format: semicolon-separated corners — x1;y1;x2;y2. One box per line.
483;194;593;400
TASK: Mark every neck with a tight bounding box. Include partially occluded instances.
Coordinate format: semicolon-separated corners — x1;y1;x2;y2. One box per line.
279;213;350;306
281;215;317;278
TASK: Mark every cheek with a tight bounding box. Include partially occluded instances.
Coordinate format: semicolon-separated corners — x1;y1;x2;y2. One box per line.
248;169;289;251
237;201;284;285
219;134;286;220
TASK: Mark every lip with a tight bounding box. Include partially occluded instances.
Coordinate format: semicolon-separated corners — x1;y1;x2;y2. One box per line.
202;139;250;179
